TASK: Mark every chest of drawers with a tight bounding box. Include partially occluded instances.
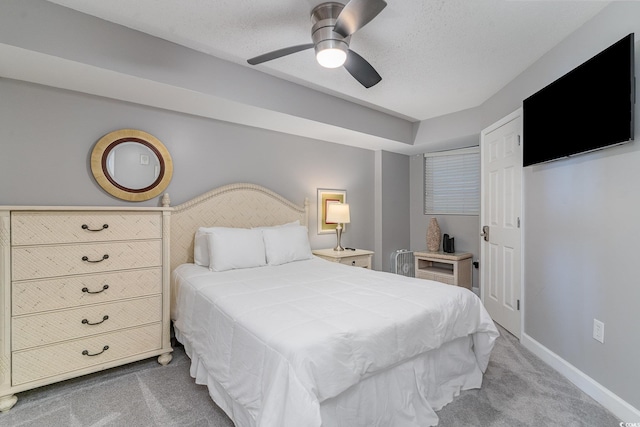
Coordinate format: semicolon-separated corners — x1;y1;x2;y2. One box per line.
0;207;173;412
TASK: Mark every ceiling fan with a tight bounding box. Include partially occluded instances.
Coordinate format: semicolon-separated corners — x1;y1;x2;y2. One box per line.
247;0;387;88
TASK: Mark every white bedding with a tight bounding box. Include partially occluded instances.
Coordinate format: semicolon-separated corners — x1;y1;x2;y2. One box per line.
172;257;499;427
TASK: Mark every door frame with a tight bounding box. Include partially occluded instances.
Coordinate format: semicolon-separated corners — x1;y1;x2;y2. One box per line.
480;108;524;338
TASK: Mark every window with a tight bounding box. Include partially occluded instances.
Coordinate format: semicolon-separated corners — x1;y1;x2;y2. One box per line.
424;146;480;215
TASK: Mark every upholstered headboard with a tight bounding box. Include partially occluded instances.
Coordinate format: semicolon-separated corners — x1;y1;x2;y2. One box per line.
168;183;309;272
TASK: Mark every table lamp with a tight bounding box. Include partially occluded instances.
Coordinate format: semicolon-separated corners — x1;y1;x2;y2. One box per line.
326;203;350;251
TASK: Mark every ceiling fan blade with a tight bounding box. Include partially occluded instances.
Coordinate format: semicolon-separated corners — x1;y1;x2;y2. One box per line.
247;43;314;65
333;0;387;38
344;49;381;88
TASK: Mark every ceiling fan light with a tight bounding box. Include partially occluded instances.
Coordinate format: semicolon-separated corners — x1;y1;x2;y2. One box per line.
316;48;347;68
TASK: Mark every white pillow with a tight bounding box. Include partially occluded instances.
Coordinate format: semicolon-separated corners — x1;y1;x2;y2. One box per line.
262;225;313;266
194;221;300;267
194;227;216;267
207;228;266;272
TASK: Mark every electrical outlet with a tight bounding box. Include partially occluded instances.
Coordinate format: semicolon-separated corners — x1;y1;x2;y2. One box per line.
593;319;604;343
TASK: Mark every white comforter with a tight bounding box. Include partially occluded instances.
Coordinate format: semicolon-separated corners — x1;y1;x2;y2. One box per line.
172;257;499;427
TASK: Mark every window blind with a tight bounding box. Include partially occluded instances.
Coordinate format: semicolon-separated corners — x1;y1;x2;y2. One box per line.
424;146;480;215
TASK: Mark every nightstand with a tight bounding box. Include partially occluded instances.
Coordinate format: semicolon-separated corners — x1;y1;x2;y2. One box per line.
312;248;373;269
414;251;473;288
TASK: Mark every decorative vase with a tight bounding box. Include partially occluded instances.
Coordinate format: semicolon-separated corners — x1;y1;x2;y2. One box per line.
426;218;441;252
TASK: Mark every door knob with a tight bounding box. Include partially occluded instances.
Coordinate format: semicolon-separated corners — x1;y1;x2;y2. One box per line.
481;225;490;242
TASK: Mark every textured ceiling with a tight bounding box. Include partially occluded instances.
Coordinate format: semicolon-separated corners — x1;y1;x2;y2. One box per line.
46;0;608;122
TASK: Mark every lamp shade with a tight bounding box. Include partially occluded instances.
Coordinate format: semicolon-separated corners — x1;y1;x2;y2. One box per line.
326;203;350;224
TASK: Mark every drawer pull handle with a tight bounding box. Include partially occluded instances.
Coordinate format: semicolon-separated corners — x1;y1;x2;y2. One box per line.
352;261;356;266
82;345;109;357
82;224;109;232
82;254;109;263
82;284;109;294
82;315;109;325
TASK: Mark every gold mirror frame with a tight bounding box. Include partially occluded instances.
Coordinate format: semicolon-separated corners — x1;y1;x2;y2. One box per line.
91;129;173;202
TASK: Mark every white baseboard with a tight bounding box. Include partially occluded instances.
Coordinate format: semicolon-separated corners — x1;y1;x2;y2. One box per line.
521;332;640;422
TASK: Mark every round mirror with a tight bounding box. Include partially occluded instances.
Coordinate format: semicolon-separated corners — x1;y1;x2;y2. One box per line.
91;129;173;202
105;142;161;190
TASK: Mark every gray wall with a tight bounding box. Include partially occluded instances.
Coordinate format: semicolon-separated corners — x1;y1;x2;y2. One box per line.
408;2;640;411
378;151;410;273
524;143;640;410
0;78;375;253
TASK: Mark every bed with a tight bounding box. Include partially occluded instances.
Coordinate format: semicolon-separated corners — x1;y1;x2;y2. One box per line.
169;183;499;427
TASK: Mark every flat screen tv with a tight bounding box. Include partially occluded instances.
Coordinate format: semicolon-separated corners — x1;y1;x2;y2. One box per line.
523;33;635;167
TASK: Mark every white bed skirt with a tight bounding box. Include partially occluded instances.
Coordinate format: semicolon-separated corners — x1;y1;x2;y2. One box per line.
176;326;483;427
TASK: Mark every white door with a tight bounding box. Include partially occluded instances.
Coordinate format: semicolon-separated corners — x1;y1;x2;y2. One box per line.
480;110;523;338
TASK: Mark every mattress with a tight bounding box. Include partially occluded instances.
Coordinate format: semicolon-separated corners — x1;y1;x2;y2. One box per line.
171;257;499;427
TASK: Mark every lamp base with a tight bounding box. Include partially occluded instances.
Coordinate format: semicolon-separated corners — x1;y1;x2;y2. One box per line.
333;224;345;251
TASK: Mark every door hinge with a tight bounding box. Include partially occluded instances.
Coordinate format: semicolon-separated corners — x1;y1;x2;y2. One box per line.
517;135;521;146
517;299;520;311
517;217;521;228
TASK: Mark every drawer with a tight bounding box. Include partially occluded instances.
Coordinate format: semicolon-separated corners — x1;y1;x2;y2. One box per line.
11;211;161;245
12;323;162;386
12;240;162;281
12;268;162;315
13;295;162;350
434;274;455;285
416;270;436;281
339;256;371;268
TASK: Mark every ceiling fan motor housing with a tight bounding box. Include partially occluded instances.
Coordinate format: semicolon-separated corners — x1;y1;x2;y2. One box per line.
246;0;384;88
311;2;351;60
